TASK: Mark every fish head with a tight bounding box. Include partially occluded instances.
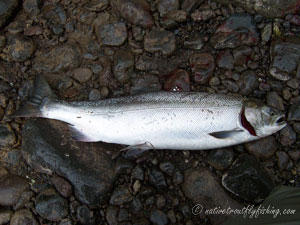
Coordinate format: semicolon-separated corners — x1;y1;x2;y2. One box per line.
243;99;286;137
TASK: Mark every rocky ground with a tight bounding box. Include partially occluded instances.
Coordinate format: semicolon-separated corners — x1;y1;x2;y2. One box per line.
0;0;300;224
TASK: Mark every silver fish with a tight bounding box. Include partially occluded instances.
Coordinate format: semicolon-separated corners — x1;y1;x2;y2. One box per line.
13;76;286;157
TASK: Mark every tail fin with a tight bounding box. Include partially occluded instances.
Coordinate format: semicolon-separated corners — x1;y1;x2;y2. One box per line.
11;76;57;118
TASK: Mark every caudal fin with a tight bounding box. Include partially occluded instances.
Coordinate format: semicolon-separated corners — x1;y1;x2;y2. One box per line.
11;76;57;118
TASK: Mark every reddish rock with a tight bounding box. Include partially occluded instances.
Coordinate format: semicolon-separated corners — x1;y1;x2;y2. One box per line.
164;69;190;91
190;53;215;84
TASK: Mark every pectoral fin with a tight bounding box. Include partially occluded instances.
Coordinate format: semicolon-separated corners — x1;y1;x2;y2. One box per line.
121;142;154;158
209;130;243;139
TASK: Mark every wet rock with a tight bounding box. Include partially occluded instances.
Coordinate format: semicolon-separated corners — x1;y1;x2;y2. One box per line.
132;165;144;180
150;210;168;225
110;185;133;206
222;154;275;203
288;103;300;121
136;54;158;71
131;74;162;94
118;208;129;222
216;50;234;70
0;174;30;206
276;151;289;171
207;149;234;170
76;205;95;225
10;209;38;225
190;53;215;84
51;175;73;198
7;35;35;62
212;0;300;18
33;44;80;73
149;168;167;190
73;68;93;83
113;50;134;84
89;89;101;101
157;0;179;17
106;206;118;225
35;188;68;221
0;0;19;28
7;22;23;35
0;210;12;224
115;158;134;175
98;22;127;46
173;170;183;185
160;18;178;29
181;0;203;12
165;10;187;23
144;30;176;56
183;168;241;224
24;25;43;36
233;46;252;66
261;23;272;42
210;14;259;49
191;9;213;22
245;136;277;160
111;0;153;29
86;0;109;12
159;162;175;176
22;119;117;207
270;36;300;81
280;124;296;146
266;91;284;111
0;124;15;147
288;150;300;161
184;34;204;50
222;80;239;93
164;69;190;91
238;70;258;95
23;0;43;15
14;191;34;210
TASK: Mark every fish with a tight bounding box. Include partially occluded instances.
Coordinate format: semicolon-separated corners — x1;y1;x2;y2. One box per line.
12;76;286;157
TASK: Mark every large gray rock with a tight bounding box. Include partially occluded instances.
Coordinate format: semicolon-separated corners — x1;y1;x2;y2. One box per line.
22;119;118;207
212;0;300;18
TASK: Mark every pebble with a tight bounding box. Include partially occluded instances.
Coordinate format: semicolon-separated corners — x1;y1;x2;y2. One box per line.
76;205;95;225
222;80;239;93
24;25;43;36
184;34;204;50
51;175;73;198
113;50;134;84
164;69;190;91
165;10;187;23
106;206;118;225
245;136;277;160
191;9;213;22
216;50;234;70
261;23;272;42
270;36;300;81
190;53;215;84
115;158;134;175
0;174;30;206
167;210;176;223
238;70;258;95
89;89;101;101
172;169;184;185
0;124;15;147
33;44;80;73
109;185;133;206
266;91;284;110
280;124;296;146
10;209;38;225
86;0;109;12
276;151;290;171
0;210;13;225
183;168;241;224
35;188;68;221
131;74;162;94
131;165;144;180
222;154;275;203
144;30;176;56
149;168;167;190
23;0;42;15
233;46;252;66
288;103;300;121
112;0;153;28
157;0;179;17
14;191;34;210
150;210;168;225
7;35;35;62
73;68;93;83
209;76;220;86
210;14;259;49
288;150;300;161
98;22;127;46
181;0;202;12
22;119;117;207
136;54;158;71
159;162;175;176
207;149;234;170
0;0;19;28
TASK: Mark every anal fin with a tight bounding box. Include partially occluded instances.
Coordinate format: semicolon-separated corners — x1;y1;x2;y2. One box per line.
209;130;243;139
121;142;154;158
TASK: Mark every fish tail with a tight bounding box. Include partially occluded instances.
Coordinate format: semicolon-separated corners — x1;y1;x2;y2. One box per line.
11;76;57;118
